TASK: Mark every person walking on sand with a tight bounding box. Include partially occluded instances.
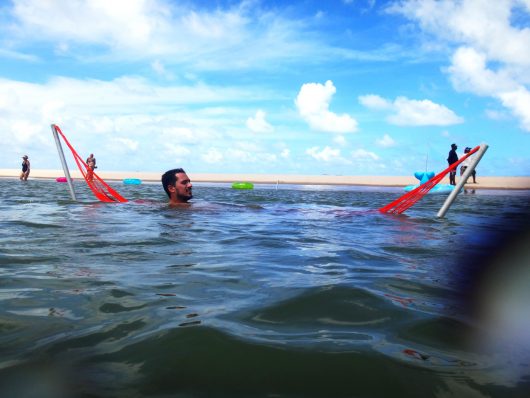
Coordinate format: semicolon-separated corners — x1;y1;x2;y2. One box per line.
447;143;458;186
161;168;193;205
460;147;477;183
20;155;30;181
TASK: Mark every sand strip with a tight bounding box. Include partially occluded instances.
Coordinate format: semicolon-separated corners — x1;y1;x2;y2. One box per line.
1;169;529;190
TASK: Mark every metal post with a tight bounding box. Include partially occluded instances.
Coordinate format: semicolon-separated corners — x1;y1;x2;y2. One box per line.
437;143;488;218
51;124;77;201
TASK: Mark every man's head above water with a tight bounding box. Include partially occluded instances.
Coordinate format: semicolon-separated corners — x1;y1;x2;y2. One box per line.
161;168;193;205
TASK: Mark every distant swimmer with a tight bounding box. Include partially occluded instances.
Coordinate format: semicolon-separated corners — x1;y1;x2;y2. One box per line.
161;168;193;205
20;155;30;181
447;143;458;186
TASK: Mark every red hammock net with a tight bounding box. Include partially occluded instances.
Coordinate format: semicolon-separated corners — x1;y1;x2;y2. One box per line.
379;145;479;215
52;124;128;203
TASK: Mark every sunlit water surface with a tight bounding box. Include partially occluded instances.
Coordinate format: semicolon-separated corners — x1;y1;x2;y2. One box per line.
1;178;529;397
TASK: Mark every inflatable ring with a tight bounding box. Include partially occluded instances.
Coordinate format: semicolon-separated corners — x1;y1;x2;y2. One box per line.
232;181;253;190
56;177;68;183
404;184;456;194
404;171;456;194
123;178;142;185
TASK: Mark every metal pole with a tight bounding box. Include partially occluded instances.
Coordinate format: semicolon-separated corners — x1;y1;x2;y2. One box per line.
51;124;77;201
437;143;488;218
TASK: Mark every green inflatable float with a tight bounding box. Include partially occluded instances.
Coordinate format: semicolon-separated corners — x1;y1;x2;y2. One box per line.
231;182;254;190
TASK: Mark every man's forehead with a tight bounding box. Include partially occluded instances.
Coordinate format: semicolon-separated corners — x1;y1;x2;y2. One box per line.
176;172;189;180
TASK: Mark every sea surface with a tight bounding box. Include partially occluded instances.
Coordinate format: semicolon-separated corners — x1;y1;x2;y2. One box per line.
1;178;529;398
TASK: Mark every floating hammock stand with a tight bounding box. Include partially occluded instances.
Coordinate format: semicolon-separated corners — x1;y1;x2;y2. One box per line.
379;143;488;217
51;124;128;203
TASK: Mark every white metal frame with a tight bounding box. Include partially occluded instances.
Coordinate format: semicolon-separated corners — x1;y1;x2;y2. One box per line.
51;124;77;201
437;143;488;218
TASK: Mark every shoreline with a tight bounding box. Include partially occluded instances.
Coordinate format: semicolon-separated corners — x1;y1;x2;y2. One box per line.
1;169;530;190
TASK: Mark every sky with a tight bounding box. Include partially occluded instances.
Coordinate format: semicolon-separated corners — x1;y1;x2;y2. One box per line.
1;0;530;176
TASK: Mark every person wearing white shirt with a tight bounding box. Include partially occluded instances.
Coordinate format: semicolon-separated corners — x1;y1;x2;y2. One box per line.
460;147;477;183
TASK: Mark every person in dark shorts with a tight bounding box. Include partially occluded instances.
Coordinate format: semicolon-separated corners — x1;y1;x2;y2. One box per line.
447;143;458;185
460;147;477;183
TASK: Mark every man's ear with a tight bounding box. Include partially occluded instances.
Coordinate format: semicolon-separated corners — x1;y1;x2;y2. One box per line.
167;184;176;193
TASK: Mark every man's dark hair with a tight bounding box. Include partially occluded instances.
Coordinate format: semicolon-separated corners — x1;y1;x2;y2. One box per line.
161;168;185;198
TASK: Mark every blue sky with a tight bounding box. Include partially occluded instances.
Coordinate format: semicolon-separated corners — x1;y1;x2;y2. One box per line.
1;0;529;176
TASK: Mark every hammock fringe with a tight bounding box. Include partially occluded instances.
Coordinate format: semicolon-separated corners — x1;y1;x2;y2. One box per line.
379;145;480;214
53;125;128;203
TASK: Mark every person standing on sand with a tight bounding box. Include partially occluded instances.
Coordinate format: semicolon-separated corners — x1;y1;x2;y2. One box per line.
20;155;30;181
460;147;477;183
161;168;193;205
447;143;458;186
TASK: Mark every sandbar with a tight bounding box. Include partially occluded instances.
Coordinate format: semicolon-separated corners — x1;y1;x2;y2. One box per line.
1;169;529;190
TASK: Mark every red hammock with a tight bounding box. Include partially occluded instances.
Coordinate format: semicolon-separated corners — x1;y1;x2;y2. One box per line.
379;145;479;214
52;124;128;203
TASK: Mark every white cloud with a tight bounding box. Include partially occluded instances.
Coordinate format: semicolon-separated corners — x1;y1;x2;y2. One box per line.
246;110;274;133
449;47;530;131
333;135;347;146
376;134;395;147
485;109;510;121
199;145;281;165
0;48;39;62
112;137;139;151
0;75;269;170
275;142;291;159
358;94;391;110
5;0;339;71
351;149;379;161
151;60;174;80
0;76;255;120
235;141;261;152
448;47;517;96
306;146;342;162
499;87;530;131
388;0;530;67
12;0;162;50
164;143;191;160
280;148;290;159
261;153;278;163
295;80;358;133
389;97;464;125
359;94;463;126
10;119;41;144
201;148;223;164
389;0;530;131
228;147;277;163
160;127;198;143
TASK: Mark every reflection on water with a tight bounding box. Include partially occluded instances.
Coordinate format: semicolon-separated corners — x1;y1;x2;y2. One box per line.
0;178;529;397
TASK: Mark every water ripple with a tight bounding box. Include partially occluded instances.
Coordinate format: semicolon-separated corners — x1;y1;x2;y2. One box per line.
0;179;529;397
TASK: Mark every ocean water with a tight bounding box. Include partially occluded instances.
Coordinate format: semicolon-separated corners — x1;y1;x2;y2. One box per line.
1;178;529;398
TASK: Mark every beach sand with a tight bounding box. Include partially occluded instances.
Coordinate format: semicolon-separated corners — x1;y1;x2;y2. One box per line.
1;169;529;189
